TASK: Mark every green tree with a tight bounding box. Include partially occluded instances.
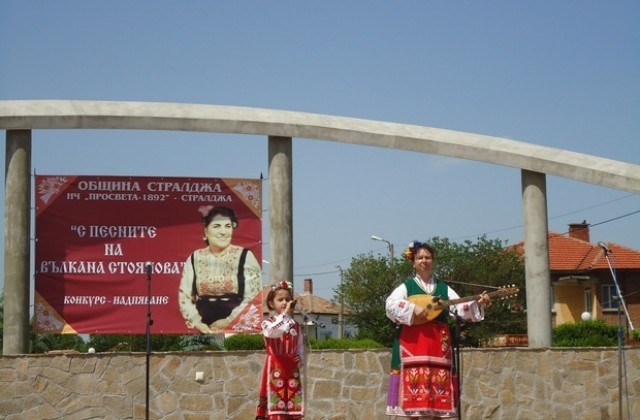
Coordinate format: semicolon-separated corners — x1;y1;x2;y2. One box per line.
87;333;185;352
336;254;413;347
429;236;527;346
336;236;526;347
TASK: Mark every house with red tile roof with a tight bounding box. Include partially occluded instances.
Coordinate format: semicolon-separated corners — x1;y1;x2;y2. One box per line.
515;221;640;331
262;278;358;340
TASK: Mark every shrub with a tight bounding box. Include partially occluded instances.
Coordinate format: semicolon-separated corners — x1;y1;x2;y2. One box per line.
224;334;265;350
222;335;384;351
179;334;222;351
552;320;618;347
309;338;384;350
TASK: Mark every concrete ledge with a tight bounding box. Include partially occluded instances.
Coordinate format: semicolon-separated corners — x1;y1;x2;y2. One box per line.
1;100;639;193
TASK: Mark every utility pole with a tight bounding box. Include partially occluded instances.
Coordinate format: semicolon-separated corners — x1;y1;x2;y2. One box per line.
336;265;344;339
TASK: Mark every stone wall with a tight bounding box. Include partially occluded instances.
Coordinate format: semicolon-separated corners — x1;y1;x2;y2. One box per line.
0;348;638;419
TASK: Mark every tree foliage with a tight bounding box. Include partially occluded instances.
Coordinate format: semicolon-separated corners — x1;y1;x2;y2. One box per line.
429;236;527;346
30;331;87;353
86;333;222;352
335;254;413;347
28;330;219;353
336;236;527;347
86;333;186;352
179;333;221;351
309;338;384;350
224;333;264;350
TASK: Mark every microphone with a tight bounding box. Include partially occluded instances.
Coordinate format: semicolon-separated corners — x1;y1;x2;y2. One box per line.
597;242;611;254
295;300;312;320
145;262;153;275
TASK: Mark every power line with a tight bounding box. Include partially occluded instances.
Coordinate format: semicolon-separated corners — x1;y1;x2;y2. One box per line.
279;194;640;278
588;209;640;228
451;194;638;241
293;269;339;278
549;193;636;220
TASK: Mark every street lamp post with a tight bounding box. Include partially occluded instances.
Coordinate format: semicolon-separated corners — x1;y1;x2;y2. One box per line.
372;235;396;285
336;265;344;339
371;235;394;261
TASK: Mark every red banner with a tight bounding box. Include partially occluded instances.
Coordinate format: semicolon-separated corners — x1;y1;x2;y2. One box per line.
35;175;263;334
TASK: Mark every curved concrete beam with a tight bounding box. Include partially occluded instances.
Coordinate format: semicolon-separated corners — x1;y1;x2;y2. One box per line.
1;100;639;193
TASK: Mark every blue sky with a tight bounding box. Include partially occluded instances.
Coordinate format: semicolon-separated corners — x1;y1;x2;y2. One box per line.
1;2;639;300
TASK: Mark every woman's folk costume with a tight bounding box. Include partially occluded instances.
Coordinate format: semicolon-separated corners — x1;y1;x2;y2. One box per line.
385;262;485;418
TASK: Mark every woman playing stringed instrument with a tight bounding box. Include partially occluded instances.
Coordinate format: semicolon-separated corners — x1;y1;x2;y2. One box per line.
385;241;491;419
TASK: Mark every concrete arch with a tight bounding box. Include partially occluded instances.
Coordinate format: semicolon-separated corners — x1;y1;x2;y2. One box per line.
1;100;639;192
1;100;639;353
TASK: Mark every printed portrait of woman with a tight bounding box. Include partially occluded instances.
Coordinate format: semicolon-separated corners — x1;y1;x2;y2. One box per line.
178;205;262;333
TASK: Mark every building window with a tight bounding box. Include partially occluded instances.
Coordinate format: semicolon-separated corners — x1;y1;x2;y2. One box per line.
584;287;593;313
601;284;619;310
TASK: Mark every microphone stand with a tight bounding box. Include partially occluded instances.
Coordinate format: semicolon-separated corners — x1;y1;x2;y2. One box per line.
451;308;463;420
294;301;310;419
601;248;631;420
145;263;153;420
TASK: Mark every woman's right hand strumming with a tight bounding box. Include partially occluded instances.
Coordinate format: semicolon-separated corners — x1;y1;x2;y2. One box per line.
412;304;428;325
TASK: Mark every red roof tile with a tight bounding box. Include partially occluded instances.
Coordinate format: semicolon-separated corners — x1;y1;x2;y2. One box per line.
513;232;640;272
261;285;346;315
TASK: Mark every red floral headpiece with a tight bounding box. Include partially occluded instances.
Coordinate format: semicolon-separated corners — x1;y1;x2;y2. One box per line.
403;241;423;262
271;281;293;291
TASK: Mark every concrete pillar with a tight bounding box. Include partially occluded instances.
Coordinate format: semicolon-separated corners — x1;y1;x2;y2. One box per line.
521;169;552;348
268;136;293;289
3;130;32;354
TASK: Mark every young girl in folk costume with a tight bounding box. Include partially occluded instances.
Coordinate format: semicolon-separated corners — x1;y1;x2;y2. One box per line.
256;281;304;420
385;241;491;419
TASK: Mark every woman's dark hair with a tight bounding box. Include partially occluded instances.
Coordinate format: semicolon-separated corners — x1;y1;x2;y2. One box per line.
203;206;239;229
403;240;437;262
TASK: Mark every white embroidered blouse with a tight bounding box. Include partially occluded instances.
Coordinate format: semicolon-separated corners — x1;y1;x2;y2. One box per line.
385;275;485;326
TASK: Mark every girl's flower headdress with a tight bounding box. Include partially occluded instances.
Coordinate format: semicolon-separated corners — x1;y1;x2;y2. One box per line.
271;281;293;291
403;240;423;262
